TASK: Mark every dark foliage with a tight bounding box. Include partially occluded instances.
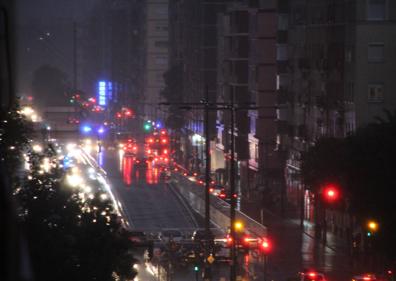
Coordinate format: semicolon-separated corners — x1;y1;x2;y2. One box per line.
301;110;396;259
0;103;32;177
15;150;137;281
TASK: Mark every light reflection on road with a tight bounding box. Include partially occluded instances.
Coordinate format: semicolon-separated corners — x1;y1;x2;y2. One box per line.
122;156;133;185
117;155;163;186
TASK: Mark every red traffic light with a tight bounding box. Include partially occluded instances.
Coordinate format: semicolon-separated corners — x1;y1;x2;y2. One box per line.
322;184;340;202
259;237;272;254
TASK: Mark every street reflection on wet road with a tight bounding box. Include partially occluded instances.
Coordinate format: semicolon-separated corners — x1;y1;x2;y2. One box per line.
122;156;133;185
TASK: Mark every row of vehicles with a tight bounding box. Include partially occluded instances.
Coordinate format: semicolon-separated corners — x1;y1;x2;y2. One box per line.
116;128;171;169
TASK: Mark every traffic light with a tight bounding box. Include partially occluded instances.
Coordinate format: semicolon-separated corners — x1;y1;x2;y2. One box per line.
234;221;244;232
366;220;379;237
322;183;340;202
259;237;272;255
144;121;152;131
194;265;199;272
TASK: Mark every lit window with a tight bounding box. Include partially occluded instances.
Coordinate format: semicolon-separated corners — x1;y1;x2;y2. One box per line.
367;0;386;21
368;43;384;62
368;83;384;103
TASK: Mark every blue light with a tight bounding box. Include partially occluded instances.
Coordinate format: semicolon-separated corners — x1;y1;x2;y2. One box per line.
98;80;107;106
156;121;162;128
97;127;105;134
81;125;92;133
63;156;72;169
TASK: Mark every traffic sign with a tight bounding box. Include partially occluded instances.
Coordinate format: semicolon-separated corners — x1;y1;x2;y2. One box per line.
207;254;215;264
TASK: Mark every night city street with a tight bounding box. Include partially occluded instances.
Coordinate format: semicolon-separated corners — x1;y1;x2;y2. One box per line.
2;1;396;281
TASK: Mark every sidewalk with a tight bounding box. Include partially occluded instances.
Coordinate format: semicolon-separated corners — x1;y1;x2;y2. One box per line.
241;199;354;281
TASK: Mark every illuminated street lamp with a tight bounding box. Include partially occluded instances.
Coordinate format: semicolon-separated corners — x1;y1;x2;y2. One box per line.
366;220;379;237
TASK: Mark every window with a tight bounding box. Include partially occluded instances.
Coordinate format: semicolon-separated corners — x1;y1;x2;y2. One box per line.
367;0;386;21
277;44;288;61
278;14;288;31
155;6;167;15
368;43;384;62
155;56;168;65
368;83;384;103
154;41;168;48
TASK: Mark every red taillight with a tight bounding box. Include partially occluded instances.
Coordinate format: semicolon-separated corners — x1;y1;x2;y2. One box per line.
193;172;198;177
219;193;226;198
227;236;233;245
133;146;137;150
233;193;237;198
183;172;187;176
163;149;168;154
308;272;317;278
136;160;140;163
363;277;372;281
243;236;250;245
209;188;214;193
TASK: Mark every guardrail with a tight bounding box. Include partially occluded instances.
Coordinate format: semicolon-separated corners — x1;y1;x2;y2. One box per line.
171;172;267;238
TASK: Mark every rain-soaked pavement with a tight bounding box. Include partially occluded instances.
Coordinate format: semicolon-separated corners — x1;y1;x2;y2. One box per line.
90;146;354;281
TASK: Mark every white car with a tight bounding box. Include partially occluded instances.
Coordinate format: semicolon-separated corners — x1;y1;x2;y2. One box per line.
159;229;183;243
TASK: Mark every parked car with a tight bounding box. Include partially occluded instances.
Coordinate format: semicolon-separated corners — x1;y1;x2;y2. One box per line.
209;185;225;196
129;231;148;246
191;229;214;243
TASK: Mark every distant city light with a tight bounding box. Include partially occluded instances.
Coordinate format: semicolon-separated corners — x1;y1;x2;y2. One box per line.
98;81;107;106
81;125;92;133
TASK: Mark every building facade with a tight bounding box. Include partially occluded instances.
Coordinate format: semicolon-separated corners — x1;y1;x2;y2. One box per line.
144;0;169;120
284;0;396;222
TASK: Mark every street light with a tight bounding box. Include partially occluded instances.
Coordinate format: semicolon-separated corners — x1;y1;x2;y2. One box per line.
367;220;379;237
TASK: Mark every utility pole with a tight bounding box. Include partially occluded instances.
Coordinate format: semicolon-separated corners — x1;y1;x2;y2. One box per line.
160;86;214;280
73;21;77;91
204;86;211;241
229;89;237;281
160;90;259;281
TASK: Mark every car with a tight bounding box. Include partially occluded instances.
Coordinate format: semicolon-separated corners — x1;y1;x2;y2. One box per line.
134;157;149;169
209;184;225;196
191;229;215;243
120;138;138;155
129;231;148;246
159;229;183;243
352;272;393;281
298;270;327;281
217;189;238;202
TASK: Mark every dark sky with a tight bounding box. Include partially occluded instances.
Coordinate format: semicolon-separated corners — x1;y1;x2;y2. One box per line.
16;0;95;24
15;0;95;97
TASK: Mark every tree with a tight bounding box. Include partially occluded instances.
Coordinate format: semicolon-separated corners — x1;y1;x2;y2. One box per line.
31;65;70;108
15;148;137;281
0;102;32;178
301;137;348;193
301;109;396;260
